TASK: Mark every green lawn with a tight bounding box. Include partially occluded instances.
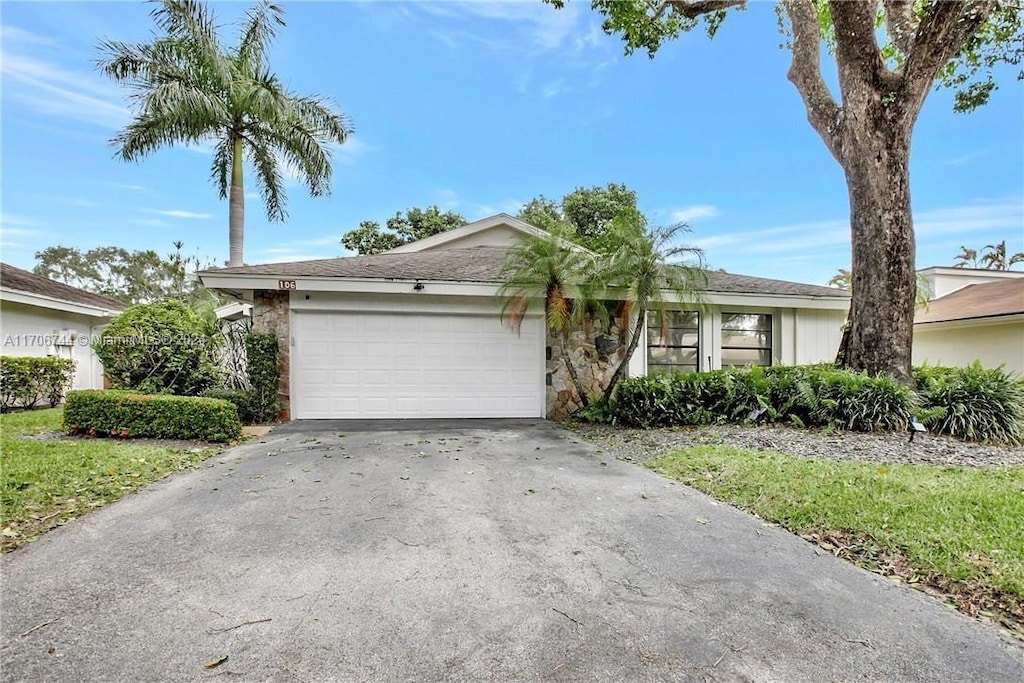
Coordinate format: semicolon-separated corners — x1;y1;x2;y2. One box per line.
649;446;1024;634
1;408;219;552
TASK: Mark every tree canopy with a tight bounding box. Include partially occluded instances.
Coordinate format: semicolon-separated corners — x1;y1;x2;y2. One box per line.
34;242;217;306
341;206;468;255
518;183;646;254
98;0;353;266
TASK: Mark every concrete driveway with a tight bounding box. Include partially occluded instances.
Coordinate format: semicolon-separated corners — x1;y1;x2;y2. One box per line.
2;420;1022;681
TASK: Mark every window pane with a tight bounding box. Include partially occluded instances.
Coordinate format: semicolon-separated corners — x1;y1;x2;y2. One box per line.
648;363;697;375
721;330;772;348
722;348;772;367
648;327;699;347
722;313;771;332
649;310;698;329
648;346;698;365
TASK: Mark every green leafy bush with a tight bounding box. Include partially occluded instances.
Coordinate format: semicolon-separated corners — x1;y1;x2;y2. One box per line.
808;367;915;432
245;333;279;423
611;365;915;433
915;362;1024;445
1;356;77;410
64;390;241;442
201;387;259;425
93;300;221;396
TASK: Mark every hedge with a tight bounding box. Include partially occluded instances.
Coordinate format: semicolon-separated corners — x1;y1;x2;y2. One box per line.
201;387;260;425
1;356;77;410
245;333;279;423
64;390;242;443
606;364;1023;444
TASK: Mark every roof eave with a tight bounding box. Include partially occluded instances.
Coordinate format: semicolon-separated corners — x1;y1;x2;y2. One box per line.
0;288;125;317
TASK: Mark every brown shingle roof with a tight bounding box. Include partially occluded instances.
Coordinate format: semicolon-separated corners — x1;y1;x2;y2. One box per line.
916;278;1024;324
1;263;126;311
202;247;847;299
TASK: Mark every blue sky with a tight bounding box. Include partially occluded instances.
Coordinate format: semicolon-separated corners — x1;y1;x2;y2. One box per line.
2;1;1022;286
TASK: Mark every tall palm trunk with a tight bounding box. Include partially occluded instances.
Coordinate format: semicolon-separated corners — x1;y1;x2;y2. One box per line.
558;330;590;410
228;136;245;267
602;306;645;403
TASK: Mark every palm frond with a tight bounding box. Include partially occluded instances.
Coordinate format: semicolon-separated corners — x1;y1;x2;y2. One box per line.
210;137;232;199
236;1;284;70
244;134;288;222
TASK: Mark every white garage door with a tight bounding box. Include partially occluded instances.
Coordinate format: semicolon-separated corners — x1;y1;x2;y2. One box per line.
292;311;544;419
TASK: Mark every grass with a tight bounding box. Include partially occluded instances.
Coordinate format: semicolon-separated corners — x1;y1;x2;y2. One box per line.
649;446;1024;635
1;408;220;552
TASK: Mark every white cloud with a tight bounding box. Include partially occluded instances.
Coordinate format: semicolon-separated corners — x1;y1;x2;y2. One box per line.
668;205;720;224
436;188;461;209
0;48;129;130
0;213;41;229
112;183;146;192
691;198;1024;256
541;80;568;99
155;210;213;220
130;218;169;227
332;135;371;167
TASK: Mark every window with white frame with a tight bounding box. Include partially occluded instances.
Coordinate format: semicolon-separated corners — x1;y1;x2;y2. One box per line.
721;313;772;367
647;310;699;374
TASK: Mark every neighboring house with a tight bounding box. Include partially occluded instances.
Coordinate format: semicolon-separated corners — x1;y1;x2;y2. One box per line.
198;214;850;420
914;267;1024;374
1;263;126;390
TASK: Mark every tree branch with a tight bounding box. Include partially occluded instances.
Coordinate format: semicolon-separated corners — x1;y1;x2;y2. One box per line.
882;0;917;55
830;0;888;89
902;0;997;112
655;0;746;19
781;0;844;162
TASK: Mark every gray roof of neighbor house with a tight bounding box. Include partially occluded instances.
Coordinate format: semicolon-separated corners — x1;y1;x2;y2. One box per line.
202;246;848;299
0;263;126;311
916;278;1024;324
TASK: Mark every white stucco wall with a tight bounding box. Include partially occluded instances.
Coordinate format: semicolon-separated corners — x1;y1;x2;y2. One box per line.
0;301;107;390
913;319;1024;375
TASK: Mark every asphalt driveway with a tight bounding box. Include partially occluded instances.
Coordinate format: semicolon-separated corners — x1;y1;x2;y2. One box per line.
2;420;1022;681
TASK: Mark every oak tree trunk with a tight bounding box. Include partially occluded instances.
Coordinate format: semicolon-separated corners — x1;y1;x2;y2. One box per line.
228;136;245;268
837;104;917;384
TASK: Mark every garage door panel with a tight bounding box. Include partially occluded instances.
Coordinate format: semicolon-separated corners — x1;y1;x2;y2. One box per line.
293;311;543;419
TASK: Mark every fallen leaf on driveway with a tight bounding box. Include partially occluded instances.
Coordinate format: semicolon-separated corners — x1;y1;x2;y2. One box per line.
696;517;709;525
202;655;229;669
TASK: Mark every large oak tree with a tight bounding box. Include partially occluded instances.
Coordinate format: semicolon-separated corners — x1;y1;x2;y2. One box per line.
557;0;1022;383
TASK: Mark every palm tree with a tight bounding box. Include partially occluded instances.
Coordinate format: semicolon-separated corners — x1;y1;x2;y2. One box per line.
98;0;353;266
599;215;705;402
497;227;603;409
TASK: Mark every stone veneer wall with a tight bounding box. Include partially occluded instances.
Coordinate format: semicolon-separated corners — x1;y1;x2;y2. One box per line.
251;290;291;421
545;316;630;420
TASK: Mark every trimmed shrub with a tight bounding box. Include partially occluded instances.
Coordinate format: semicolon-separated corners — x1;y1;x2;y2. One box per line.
915;362;1024;445
245;333;279;423
201;387;259;425
64;390;241;443
1;356;77;410
93;300;221;396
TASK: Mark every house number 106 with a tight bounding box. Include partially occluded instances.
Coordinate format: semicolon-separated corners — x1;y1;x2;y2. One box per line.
278;280;297;290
